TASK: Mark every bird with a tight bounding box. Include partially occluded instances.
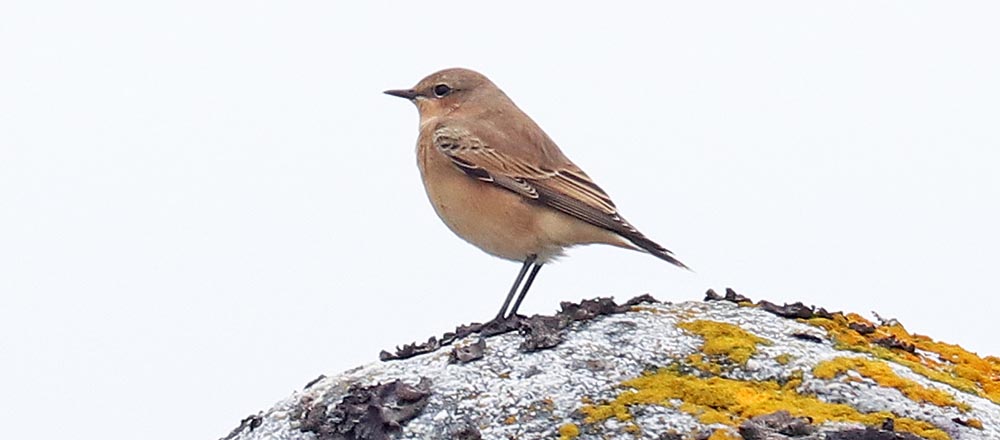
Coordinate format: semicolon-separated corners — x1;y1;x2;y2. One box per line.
385;68;688;323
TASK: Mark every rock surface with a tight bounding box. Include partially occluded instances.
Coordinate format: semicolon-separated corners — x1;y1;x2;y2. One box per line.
220;294;1000;440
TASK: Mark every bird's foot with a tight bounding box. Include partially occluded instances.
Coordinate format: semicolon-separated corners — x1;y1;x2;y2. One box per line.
480;314;523;336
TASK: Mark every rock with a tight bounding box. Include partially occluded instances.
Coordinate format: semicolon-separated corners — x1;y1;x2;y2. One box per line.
221;295;1000;440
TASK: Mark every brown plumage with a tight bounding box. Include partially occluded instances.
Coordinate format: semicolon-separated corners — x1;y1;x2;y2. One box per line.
386;68;687;321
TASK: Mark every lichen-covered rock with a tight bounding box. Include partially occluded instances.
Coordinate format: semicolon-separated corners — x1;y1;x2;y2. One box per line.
221;296;1000;440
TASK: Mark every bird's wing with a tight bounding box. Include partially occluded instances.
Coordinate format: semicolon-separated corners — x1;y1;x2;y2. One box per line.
433;124;688;268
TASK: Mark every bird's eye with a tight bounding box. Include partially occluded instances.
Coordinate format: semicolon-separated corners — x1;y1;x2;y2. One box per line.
433;84;452;97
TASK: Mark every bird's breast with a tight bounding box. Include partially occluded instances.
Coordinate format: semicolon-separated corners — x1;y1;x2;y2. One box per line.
415;139;564;262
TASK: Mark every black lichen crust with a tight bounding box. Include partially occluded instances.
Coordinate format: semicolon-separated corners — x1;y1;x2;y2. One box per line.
297;378;432;440
449;338;486;364
705;288;834;320
380;294;659;361
738;410;817;439
738;411;929;440
826;427;924;440
219;413;263;440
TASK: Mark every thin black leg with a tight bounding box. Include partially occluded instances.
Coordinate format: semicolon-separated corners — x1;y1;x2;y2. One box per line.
494;255;537;320
506;263;544;319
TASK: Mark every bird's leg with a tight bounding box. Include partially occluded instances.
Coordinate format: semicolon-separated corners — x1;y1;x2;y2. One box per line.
505;263;544;319
494;255;537;321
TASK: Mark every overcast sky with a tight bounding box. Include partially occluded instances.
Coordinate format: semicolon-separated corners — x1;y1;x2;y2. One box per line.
2;2;999;439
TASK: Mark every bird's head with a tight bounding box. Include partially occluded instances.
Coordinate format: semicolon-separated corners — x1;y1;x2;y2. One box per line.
384;67;500;117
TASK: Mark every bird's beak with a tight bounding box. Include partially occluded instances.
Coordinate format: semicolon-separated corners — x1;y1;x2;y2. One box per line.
383;89;420;100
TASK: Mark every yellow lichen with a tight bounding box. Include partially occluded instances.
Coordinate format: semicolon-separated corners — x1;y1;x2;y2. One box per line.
678;320;771;365
783;369;804;390
503;415;516;425
707;428;742;440
687;353;722;374
631;305;666;315
776;354;794;365
557;423;580;439
962;418;984;430
813;357;969;411
581;369;949;440
807;313;1000;405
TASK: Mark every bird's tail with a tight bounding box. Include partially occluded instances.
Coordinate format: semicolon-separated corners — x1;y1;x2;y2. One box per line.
623;231;691;271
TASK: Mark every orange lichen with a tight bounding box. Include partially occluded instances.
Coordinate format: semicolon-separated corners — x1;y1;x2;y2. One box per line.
813;357;969;411
557;423;580;440
580;369;949;440
807;313;1000;405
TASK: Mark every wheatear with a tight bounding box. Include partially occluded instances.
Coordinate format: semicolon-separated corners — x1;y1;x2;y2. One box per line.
386;68;688;321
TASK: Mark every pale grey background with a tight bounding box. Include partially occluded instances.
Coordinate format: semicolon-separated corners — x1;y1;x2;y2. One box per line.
1;2;998;439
